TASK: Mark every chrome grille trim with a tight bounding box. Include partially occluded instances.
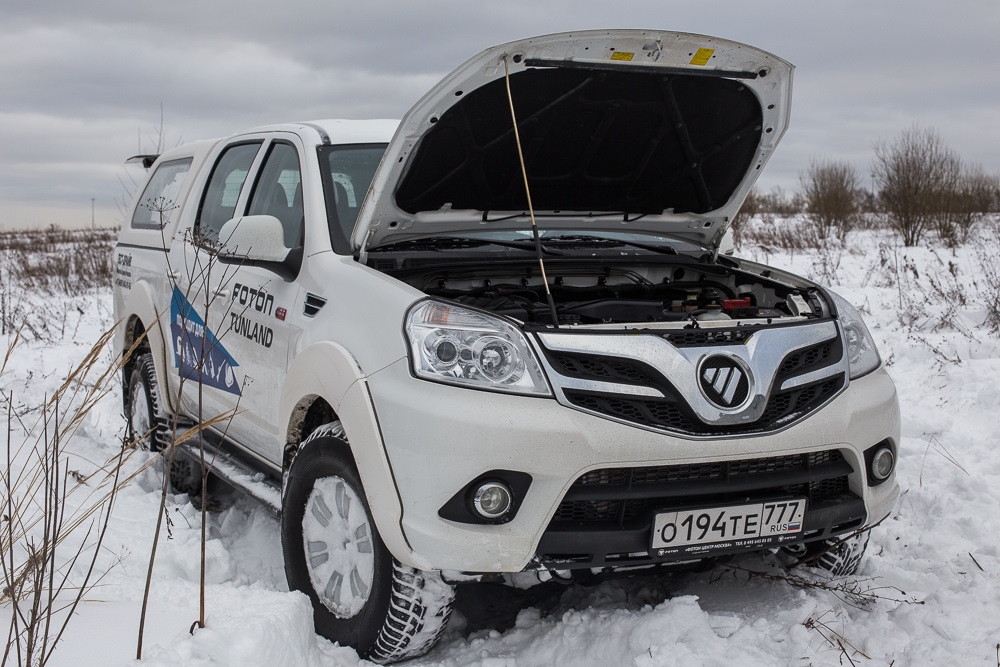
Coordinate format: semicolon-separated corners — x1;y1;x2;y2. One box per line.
555;375;666;398
534;321;847;436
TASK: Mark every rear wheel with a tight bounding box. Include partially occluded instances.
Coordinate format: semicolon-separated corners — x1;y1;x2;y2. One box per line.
282;422;454;663
126;353;166;451
126;352;202;496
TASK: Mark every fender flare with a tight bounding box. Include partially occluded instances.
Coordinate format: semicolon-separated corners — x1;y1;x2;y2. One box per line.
280;342;414;566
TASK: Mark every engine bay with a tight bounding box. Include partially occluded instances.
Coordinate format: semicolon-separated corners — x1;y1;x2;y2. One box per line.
386;259;830;328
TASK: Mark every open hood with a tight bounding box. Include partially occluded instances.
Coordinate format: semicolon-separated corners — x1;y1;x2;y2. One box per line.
353;30;793;254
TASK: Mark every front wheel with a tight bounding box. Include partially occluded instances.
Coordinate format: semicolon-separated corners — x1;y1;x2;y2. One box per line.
785;531;870;576
282;422;454;663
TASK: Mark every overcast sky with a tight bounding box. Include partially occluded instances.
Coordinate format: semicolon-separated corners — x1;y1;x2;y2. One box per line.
2;0;998;229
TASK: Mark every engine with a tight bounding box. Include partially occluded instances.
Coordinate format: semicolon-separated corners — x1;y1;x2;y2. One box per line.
398;262;826;327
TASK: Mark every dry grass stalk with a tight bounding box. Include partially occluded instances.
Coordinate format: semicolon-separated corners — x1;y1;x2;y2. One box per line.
0;324;150;560
803;609;870;665
137;226;250;654
0;305;198;665
716;561;922;611
1;330;130;666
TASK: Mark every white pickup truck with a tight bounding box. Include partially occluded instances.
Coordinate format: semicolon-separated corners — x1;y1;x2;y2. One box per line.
114;30;900;663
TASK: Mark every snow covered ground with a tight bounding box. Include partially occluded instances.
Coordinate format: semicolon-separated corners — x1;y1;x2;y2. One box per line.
3;221;1000;666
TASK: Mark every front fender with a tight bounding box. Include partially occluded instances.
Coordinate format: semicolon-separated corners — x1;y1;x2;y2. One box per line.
280;343;415;565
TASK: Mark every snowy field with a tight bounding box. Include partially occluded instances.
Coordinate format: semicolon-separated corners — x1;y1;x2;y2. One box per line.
3;221;1000;666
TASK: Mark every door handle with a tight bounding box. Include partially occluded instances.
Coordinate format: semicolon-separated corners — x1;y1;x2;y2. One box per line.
166;268;190;290
213;288;231;300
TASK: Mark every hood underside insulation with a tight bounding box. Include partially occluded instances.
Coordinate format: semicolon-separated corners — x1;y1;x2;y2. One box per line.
394;67;764;216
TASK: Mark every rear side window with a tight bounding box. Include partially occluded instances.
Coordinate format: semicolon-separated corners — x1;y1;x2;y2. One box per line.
131;158;193;229
196;142;262;244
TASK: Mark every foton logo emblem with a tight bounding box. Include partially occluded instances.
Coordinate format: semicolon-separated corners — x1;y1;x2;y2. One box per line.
699;356;751;409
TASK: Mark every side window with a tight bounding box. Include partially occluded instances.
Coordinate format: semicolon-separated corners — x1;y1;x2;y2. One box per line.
246;143;302;249
196;142;261;244
131;158;193;229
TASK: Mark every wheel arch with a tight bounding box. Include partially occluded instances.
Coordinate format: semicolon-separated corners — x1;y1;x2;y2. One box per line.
119;281;175;415
283;394;339;470
281;341;414;565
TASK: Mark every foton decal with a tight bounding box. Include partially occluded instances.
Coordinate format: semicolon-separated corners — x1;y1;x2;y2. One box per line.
233;283;274;315
170;286;241;396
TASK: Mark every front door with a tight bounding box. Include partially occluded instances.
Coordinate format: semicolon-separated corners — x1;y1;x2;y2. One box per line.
202;139;304;462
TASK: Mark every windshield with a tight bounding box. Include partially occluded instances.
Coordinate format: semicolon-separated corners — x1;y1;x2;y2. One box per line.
319;143;388;253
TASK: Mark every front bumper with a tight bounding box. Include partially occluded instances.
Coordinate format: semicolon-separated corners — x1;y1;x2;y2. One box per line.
366;359;900;573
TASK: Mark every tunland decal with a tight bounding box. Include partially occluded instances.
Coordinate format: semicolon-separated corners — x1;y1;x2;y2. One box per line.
170;285;241;396
230;313;274;348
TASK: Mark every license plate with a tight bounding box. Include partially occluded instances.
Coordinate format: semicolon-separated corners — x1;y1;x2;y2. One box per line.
651;499;806;555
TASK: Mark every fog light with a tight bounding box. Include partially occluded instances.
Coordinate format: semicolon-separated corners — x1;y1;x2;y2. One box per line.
871;447;895;481
473;482;513;519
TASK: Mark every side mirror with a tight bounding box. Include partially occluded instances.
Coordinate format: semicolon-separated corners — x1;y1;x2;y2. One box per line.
218;216;288;263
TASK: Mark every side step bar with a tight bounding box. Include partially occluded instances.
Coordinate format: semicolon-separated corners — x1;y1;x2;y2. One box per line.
173;437;282;514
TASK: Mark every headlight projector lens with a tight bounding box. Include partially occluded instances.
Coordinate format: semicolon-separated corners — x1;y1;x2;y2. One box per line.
473;337;519;382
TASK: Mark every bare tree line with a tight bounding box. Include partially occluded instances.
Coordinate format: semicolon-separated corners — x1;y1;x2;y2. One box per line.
734;126;1000;248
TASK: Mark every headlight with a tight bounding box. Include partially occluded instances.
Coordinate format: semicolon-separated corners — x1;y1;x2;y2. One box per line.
405;300;552;396
830;291;881;379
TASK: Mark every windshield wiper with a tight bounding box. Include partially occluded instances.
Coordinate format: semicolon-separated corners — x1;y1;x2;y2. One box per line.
544;234;679;255
369;236;566;255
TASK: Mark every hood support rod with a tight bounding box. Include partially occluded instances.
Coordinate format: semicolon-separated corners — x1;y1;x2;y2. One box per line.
503;55;560;328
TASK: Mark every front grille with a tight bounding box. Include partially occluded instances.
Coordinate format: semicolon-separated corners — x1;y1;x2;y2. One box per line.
663;328;755;347
778;338;839;376
756;377;843;428
551;450;851;527
564;374;844;436
548;353;662;387
542;329;845;436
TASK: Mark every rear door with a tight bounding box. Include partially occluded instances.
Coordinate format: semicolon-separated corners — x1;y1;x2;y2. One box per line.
167;140;264;428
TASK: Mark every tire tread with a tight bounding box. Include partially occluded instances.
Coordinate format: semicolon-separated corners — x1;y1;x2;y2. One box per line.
129;353;170;451
812;531;870;577
369;560;454;664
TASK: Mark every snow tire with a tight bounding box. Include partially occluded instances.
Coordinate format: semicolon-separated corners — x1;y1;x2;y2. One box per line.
797;530;871;577
126;352;202;496
126;353;169;452
282;421;455;664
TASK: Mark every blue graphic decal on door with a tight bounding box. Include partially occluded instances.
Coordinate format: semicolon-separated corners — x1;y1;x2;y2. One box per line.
170;285;242;396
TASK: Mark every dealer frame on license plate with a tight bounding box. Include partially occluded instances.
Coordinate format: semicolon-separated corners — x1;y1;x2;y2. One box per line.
651;498;807;556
